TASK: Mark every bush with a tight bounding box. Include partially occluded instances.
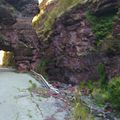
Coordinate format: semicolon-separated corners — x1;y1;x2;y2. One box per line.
36;58;48;79
107;77;120;109
73;88;94;120
93;89;109;107
2;51;15;67
98;63;108;88
86;11;117;46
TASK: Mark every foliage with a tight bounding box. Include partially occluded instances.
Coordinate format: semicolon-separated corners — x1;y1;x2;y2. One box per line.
73;88;94;120
101;35;115;54
86;11;116;46
98;63;108;88
101;34;120;54
28;80;37;92
92;89;109;107
2;51;15;67
107;77;120;109
33;0;84;32
80;80;95;94
93;76;120;109
86;76;120;110
43;0;82;32
36;58;48;79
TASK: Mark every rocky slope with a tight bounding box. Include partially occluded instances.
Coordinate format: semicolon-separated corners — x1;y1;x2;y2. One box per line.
0;0;40;71
0;0;120;84
35;0;120;84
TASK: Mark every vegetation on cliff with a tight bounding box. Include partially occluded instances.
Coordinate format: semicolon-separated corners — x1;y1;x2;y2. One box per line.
0;0;120;119
2;51;15;67
86;11;117;47
32;0;86;32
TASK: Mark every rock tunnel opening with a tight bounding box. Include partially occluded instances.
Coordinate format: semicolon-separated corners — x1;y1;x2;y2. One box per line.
0;50;15;67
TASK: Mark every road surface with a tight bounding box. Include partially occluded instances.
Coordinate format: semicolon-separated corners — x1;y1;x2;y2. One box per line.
0;71;70;120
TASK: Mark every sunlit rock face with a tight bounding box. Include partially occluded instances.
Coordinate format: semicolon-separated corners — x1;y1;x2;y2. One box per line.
32;0;57;27
0;7;16;26
38;0;55;5
0;0;40;71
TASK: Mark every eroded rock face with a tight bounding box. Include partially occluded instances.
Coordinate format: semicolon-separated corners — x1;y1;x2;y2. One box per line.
38;3;120;84
0;0;120;83
38;5;97;83
0;0;40;71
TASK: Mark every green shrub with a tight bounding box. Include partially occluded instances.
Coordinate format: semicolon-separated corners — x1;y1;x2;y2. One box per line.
98;63;108;88
28;80;37;92
73;88;94;120
2;51;15;67
93;89;109;107
73;100;94;120
107;77;120;109
100;34;120;54
36;58;48;79
86;11;117;46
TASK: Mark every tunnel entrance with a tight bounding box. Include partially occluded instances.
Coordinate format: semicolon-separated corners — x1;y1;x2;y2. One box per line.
0;50;15;67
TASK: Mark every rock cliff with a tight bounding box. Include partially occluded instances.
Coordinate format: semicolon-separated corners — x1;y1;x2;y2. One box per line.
0;0;40;71
0;0;120;84
35;0;120;84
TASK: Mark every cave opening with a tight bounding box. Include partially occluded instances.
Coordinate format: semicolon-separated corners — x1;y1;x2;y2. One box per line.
0;50;15;67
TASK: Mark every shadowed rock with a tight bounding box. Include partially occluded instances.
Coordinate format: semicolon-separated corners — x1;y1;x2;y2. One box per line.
0;6;16;25
89;0;119;16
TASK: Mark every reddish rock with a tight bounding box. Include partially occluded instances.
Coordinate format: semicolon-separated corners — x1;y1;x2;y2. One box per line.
38;4;120;84
0;0;40;72
18;63;29;72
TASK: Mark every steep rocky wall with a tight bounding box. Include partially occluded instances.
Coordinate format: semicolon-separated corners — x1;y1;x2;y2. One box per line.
37;0;120;84
0;0;40;71
5;0;39;17
0;0;120;83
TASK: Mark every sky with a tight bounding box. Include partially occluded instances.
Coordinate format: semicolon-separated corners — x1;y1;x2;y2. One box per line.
38;0;43;4
0;50;4;65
